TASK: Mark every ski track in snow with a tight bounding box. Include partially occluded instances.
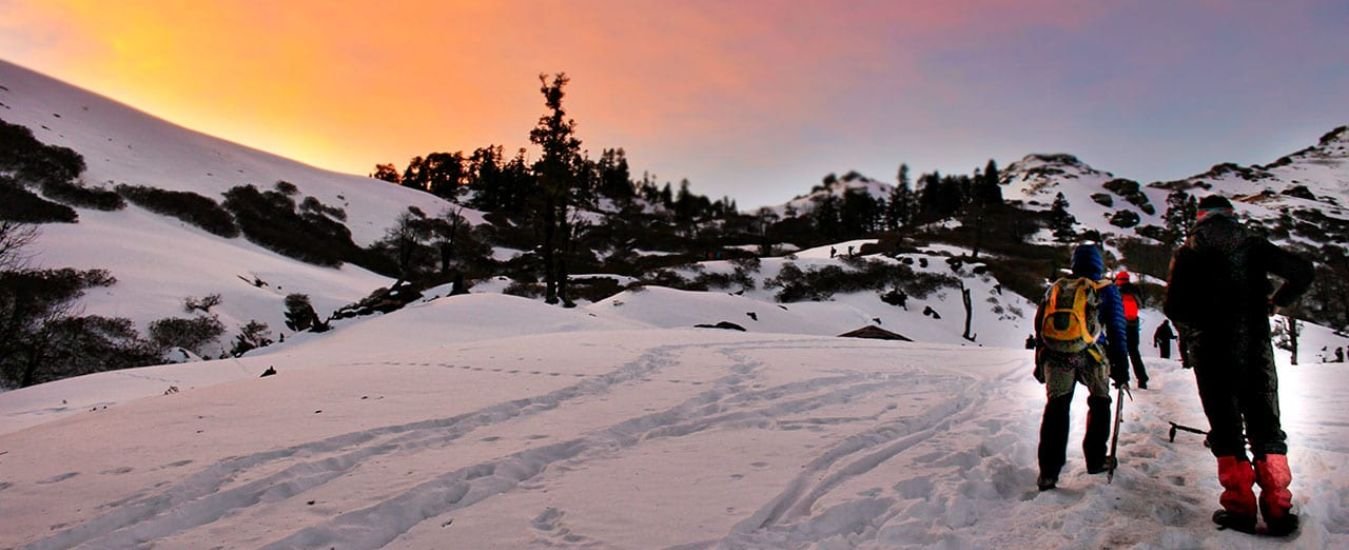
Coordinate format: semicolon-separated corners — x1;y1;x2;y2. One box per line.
14;336;1349;549
19;338;1004;549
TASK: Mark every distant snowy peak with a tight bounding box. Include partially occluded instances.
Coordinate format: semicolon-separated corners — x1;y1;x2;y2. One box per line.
1000;153;1166;236
1159;125;1349;217
770;175;895;217
999;153;1114;201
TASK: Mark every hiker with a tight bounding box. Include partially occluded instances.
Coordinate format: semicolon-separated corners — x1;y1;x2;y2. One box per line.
830;246;837;259
1115;270;1150;388
1033;243;1130;491
1164;195;1314;536
1025;333;1037;350
1336;347;1345;363
1154;320;1176;360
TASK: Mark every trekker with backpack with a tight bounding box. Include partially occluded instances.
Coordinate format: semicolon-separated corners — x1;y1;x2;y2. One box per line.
1033;243;1131;491
1115;270;1150;388
1153;320;1176;360
1164;195;1314;536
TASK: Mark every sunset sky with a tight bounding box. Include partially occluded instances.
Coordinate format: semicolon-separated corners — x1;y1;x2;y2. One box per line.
2;0;1347;208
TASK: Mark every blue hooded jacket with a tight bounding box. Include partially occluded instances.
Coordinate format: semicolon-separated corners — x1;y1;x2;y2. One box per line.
1072;244;1129;363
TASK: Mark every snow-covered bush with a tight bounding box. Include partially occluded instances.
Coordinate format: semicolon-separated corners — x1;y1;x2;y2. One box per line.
221;184;367;269
0;264;159;387
299;196;347;221
183;293;222;314
0;118;85;185
283;293;328;333
116;185;239;238
765;260;955;303
503;280;544;299
0;176;77;223
148;315;225;356
230;321;273;357
39;179;124;211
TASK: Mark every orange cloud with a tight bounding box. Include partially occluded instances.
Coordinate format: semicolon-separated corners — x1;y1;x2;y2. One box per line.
0;0;1105;179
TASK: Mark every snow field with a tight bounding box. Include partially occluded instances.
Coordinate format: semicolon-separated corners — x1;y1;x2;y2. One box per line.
3;318;1348;548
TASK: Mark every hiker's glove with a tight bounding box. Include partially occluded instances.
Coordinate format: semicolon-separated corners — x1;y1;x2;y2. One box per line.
1109;352;1130;387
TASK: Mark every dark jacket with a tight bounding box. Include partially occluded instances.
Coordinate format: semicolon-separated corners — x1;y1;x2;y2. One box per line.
1164;214;1313;337
1153;322;1175;344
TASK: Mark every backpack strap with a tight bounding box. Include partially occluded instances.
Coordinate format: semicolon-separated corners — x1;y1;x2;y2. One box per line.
1071;280;1098;346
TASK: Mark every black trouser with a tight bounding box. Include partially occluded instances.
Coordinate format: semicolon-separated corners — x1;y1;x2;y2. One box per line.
1191;328;1286;459
1126;322;1149;383
1038;364;1113;477
1157;338;1173;359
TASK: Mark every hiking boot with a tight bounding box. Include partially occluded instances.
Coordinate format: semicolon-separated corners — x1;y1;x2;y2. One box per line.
1264;512;1300;537
1086;456;1116;475
1037;475;1057;491
1255;455;1295;534
1212;509;1257;533
1217;456;1258;529
1138;379;1148;390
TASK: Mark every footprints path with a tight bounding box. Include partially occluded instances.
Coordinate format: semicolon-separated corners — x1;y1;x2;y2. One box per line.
24;338;1019;549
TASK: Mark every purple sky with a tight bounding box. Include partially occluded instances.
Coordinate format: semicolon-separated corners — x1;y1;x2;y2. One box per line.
2;1;1347;208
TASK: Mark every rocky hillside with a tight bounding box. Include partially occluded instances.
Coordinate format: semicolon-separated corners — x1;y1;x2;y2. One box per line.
999;153;1165;237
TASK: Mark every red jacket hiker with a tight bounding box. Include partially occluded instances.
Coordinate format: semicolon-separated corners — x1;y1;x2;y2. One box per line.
1113;270;1149;388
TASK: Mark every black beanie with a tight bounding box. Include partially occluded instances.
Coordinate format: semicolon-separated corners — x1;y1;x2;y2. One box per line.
1197;195;1233;210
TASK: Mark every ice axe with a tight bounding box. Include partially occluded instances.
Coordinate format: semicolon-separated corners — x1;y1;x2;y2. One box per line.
1107;384;1132;484
1168;421;1210;447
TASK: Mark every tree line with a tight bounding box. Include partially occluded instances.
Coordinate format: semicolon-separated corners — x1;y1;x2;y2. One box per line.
371;73;740;305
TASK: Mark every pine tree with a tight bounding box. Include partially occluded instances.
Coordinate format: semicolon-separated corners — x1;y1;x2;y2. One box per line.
885;164;914;230
840;189;880;237
370;163;401;184
424;152;467;200
401;156;427;191
467;146;504;210
529;73;584;305
973;159;1003;207
1050;192;1077;241
1163;190;1198;244
597;148;634;202
813;194;843;240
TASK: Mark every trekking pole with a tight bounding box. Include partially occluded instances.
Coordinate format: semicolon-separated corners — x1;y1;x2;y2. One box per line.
1107;384;1131;484
1168;422;1209;446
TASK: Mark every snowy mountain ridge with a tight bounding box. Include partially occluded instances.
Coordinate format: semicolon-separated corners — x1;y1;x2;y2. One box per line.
0;59;470;352
769;174;895;217
1167;125;1349;217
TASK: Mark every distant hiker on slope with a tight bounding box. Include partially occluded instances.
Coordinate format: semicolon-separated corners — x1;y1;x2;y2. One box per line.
1033;243;1131;491
1164;195;1314;536
1115;269;1150;388
1153;320;1176;360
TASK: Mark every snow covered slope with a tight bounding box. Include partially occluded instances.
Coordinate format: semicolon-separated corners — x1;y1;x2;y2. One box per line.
0;60;467;347
1000;153;1167;236
1161;126;1349;248
1175;126;1349;214
999;127;1349;250
2;290;1348;548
